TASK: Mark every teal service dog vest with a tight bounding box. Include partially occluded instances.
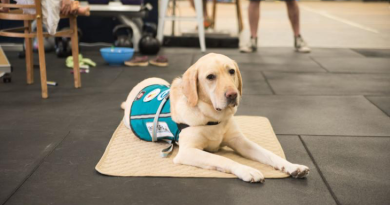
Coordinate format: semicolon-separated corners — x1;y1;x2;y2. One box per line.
129;84;180;144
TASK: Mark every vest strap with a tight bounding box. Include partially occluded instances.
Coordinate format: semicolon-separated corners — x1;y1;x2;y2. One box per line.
160;139;174;158
152;94;176;158
177;123;190;131
152;95;169;142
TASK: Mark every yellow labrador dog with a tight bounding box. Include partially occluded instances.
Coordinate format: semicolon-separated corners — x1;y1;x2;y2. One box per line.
123;53;309;183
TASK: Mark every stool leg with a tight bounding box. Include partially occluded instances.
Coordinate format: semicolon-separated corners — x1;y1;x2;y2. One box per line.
194;0;206;52
236;0;244;32
212;0;217;29
36;18;48;98
157;0;170;43
70;16;81;88
24;20;34;84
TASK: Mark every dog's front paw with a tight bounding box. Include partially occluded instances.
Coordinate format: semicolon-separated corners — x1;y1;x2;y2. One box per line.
285;164;310;179
233;165;265;183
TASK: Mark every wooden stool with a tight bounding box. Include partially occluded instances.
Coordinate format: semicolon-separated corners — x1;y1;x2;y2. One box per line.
0;0;81;98
211;0;243;32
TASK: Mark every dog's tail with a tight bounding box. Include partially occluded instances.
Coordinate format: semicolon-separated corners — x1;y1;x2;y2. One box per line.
120;101;126;110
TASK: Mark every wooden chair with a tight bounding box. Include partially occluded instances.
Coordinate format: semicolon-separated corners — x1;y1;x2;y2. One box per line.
0;0;81;98
211;0;243;32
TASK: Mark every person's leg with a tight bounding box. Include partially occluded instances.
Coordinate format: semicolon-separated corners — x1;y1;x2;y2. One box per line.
240;0;260;53
248;1;260;39
285;0;310;53
202;0;208;19
285;0;300;37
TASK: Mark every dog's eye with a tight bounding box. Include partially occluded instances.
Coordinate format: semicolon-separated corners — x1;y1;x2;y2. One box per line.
229;69;235;75
206;74;216;80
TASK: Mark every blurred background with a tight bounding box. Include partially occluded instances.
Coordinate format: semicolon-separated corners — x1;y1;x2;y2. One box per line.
1;0;389;49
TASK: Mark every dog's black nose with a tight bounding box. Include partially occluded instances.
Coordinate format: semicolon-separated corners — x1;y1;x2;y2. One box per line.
226;90;238;101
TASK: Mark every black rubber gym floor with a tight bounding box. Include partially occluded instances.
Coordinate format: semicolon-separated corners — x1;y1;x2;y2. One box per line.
1;47;389;205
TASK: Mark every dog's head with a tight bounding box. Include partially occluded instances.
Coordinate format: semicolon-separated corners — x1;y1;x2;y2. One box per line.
182;53;243;111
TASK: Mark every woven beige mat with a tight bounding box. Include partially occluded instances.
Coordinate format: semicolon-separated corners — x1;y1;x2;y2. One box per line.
96;116;289;178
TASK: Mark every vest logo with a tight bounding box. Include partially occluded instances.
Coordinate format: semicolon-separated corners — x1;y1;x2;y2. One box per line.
143;89;161;102
135;91;145;101
157;89;170;101
146;122;174;138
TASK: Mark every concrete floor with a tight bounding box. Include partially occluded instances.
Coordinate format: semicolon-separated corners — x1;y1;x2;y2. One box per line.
1;1;390;205
1;46;389;205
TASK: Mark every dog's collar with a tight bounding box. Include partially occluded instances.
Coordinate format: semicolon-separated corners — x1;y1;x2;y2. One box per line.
206;121;220;126
177;121;220;131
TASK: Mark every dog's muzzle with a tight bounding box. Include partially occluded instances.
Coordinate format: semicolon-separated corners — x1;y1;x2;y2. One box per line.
226;90;238;106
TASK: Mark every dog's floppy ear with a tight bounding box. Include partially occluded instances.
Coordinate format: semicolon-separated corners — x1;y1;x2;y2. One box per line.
182;64;199;107
233;61;243;95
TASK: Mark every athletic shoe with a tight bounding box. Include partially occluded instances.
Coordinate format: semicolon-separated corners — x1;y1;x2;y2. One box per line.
150;55;168;67
240;37;257;53
295;35;311;53
125;56;149;66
